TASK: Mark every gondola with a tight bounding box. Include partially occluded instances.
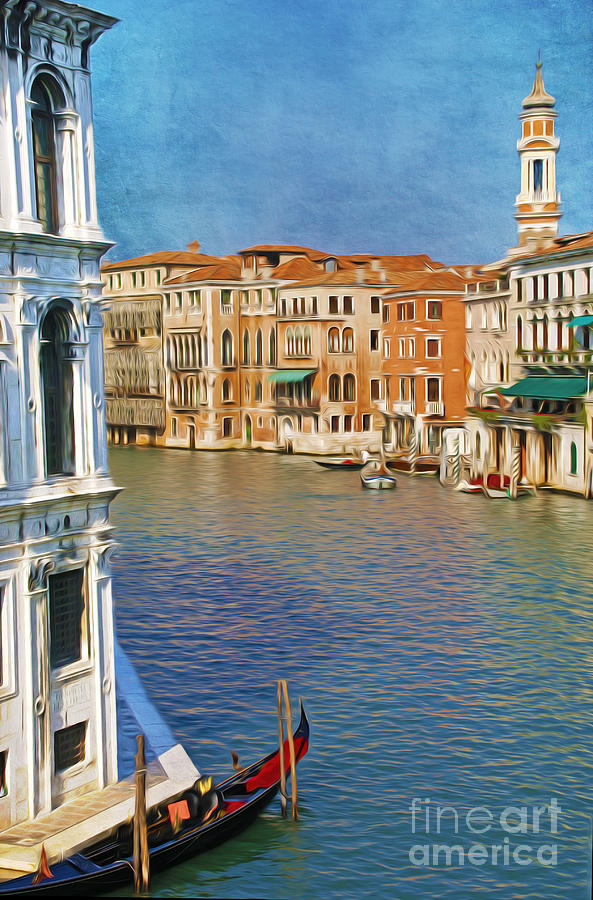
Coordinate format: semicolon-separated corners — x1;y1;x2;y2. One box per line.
0;705;310;897
313;456;365;469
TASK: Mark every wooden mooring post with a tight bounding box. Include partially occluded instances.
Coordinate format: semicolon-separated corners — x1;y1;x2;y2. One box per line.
277;680;298;820
133;733;150;894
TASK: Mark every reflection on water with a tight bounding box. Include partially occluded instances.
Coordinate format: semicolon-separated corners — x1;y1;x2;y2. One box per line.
107;447;593;898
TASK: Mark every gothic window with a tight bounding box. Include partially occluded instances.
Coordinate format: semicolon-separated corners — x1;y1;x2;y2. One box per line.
31;80;59;234
255;380;262;402
41;306;75;476
304;327;311;355
570;441;578;476
295;327;303;356
329;374;341;401
222;378;232;402
342;328;354;353
221;330;233;366
242;329;250;365
269;330;276;365
343;373;356;401
286;327;294;356
255;329;263;365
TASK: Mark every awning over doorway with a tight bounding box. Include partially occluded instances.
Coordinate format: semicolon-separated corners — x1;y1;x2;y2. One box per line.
267;369;317;383
567;315;593;328
499;376;588;400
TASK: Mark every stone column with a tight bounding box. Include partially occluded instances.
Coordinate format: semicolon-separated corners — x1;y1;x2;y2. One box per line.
55;112;80;231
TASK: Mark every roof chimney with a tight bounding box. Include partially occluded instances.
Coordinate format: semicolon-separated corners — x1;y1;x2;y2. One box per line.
187;240;201;253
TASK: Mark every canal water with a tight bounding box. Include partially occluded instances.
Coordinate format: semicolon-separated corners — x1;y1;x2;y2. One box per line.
107;446;593;899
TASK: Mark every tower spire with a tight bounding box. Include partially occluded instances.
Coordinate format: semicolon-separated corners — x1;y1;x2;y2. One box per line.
513;60;561;250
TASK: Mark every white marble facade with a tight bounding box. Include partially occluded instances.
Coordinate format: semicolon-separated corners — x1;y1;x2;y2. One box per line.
0;2;119;828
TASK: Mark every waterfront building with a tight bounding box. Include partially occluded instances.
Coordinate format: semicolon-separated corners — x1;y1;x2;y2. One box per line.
380;267;471;458
0;0;119;830
101;249;216;445
101;245;446;453
461;63;593;496
0;0;198;869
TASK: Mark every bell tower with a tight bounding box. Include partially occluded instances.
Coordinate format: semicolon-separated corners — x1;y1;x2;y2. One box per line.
514;61;561;247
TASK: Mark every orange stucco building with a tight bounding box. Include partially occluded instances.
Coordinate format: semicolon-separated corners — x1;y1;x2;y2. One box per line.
381;268;471;456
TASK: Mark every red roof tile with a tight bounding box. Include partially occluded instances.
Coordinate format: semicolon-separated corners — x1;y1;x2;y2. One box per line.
101;251;224;271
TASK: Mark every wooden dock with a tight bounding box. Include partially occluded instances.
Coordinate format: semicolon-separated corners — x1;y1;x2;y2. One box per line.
0;744;199;876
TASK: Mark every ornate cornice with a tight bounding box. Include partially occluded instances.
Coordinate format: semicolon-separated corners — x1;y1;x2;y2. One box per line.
1;1;118;54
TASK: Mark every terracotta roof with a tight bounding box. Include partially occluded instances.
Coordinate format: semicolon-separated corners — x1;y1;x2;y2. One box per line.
510;230;593;264
271;258;327;279
101;251;224;271
336;253;441;270
383;268;471;295
164;260;243;284
239;244;330;260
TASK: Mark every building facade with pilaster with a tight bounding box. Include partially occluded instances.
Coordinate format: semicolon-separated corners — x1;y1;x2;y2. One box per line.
460;63;593;497
0;1;120;828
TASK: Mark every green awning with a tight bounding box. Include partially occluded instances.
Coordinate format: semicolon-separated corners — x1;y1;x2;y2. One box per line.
267;369;317;384
567;315;593;328
499;376;588;400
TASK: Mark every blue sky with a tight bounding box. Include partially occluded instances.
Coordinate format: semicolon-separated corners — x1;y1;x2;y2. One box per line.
91;0;593;265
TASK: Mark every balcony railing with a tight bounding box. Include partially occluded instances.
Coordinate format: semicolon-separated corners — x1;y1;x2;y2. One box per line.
106;397;165;429
519;349;593;366
425;401;444;416
391;400;415;415
274;392;320;410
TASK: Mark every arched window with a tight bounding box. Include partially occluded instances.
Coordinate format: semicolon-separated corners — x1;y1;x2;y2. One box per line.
242;329;250;365
570;441;578;475
304;326;311;355
542;314;549;351
269;329;276;365
328;327;340;353
255;329;263;365
342;328;354;353
329;373;341;401
343;373;356;401
255;379;262;402
222;378;232;402
286;327;294;356
222;329;233;366
31;79;60;234
476;432;482;458
295;327;303;356
517;315;523;351
202;334;208;366
40;305;75;475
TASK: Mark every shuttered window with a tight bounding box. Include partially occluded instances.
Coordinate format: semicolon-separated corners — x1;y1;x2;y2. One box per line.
49;570;84;668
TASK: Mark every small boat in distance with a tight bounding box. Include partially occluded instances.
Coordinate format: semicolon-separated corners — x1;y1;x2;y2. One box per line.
314;456;365;469
0;706;310;897
360;453;397;490
387;455;439;475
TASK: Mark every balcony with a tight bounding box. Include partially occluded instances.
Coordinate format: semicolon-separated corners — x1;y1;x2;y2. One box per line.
391;400;415;415
518;349;593;368
425;401;444;416
274;392;320;411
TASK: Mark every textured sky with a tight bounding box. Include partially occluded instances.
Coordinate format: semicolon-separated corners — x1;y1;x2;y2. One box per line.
91;0;593;265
